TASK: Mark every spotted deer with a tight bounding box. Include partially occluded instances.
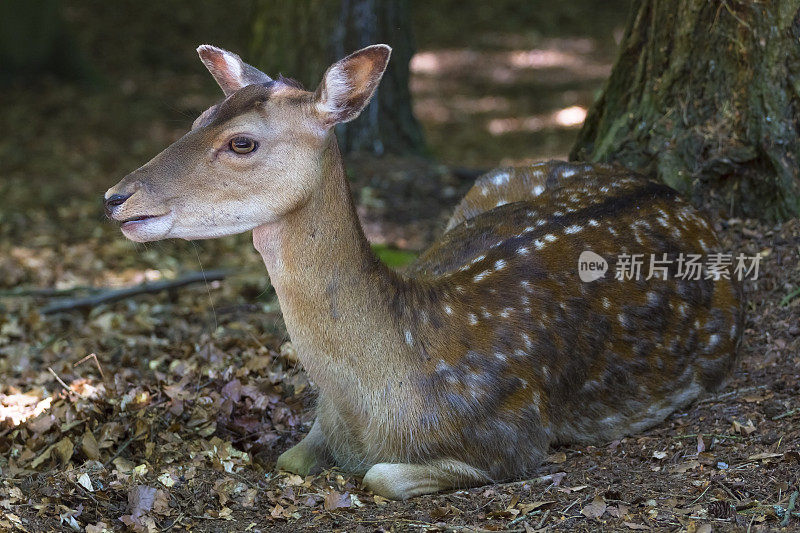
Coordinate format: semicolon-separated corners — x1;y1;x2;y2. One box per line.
104;44;744;499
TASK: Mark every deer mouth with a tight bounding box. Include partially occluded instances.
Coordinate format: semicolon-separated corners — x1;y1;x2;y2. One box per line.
121;215;158;225
118;211;175;242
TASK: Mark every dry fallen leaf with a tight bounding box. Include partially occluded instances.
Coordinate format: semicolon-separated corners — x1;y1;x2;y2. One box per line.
81;431;101;461
77;472;94;492
547;451;567;463
518;500;555;514
581;495;607;519
747;452;783;461
54;437;74;466
323;490;351;510
128;485;157;517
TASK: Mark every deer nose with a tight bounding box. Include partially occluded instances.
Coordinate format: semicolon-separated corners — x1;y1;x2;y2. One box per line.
104;193;131;218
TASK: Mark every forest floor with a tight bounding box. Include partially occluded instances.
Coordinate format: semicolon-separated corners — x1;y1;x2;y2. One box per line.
2;3;800;532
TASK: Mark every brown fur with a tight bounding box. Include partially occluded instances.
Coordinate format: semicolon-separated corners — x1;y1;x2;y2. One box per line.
104;45;744;500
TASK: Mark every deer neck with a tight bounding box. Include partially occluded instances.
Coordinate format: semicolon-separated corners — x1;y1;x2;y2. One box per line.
252;138;419;415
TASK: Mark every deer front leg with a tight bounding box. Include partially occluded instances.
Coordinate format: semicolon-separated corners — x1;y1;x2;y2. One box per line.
275;418;327;476
362;459;491;500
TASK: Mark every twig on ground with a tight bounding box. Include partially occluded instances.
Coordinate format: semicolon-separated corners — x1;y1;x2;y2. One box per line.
772;408;799;421
40;269;229;314
74;352;106;382
696;385;767;404
536;509;551;529
0;286;101;298
690;484;713;505
508;509;542;526
673;433;743;441
561;497;581;515
48;367;76;398
782;491;798;527
104;431;145;468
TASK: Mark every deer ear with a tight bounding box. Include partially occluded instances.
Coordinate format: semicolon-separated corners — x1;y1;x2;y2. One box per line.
197;44;272;96
314;44;391;126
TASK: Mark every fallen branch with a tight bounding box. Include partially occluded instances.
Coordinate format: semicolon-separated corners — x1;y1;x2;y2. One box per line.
0;286;102;298
40;270;229;314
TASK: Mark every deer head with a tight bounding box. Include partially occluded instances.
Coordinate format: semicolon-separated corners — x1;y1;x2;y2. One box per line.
104;44;391;242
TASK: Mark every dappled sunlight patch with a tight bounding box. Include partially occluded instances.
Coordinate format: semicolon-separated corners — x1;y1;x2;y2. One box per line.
486;105;587;135
0;392;52;427
409;36;611;166
414;95;512;124
411;43;611;85
554;105;588;127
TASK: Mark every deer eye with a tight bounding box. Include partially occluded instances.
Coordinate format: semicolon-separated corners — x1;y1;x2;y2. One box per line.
229;137;258;154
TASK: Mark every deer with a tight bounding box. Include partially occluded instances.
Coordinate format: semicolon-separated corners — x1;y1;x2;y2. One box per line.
104;44;744;500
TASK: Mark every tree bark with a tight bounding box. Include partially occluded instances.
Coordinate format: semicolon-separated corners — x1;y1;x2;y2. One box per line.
571;0;800;221
249;0;425;155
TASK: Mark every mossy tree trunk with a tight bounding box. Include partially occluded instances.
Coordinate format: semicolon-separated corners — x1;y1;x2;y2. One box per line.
250;0;425;155
571;0;800;221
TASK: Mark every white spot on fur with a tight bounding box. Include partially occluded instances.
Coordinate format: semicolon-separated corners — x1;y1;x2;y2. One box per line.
561;168;576;178
588;219;599;227
518;246;529;255
533;240;545;249
474;270;491;282
495;259;507;270
491;172;510;185
533;185;544;195
521;332;532;349
468;313;478;325
564;225;582;234
495;199;508;207
544;234;557;243
444;305;453;315
405;330;413;346
602;297;611;309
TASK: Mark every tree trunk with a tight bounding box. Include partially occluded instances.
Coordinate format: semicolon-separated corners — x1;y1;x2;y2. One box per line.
0;0;93;85
571;0;800;221
250;0;425;156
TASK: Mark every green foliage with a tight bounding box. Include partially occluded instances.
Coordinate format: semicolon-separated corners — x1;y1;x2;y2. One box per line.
780;286;800;307
371;244;418;268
